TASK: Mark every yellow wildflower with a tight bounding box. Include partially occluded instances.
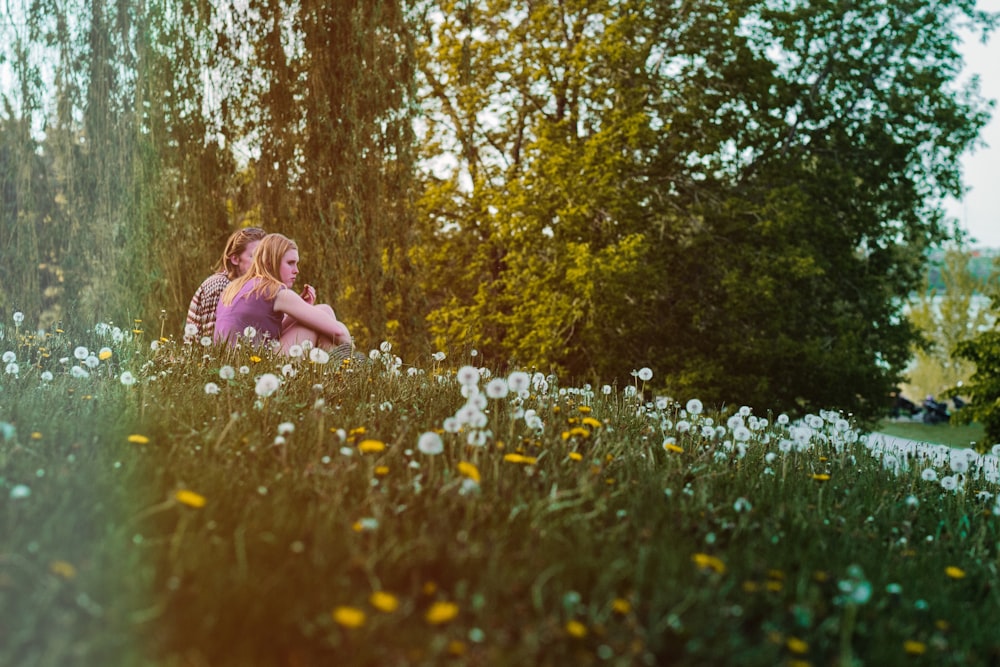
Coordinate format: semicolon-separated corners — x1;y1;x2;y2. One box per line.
612;598;631;614
503;453;537;465
369;591;400;613
903;640;926;655
457;461;480;483
568;452;583;461
811;473;831;481
332;606;366;628
786;637;809;654
249;355;261;363
565;620;588;638
945;566;966;579
663;441;683;453
127;434;150;444
582;417;602;428
358;439;386;453
692;553;726;574
50;560;77;579
99;349;112;360
374;465;390;476
447;640;467;656
175;489;207;508
425;601;459;625
31;432;42;440
561;427;590;440
577;405;592;414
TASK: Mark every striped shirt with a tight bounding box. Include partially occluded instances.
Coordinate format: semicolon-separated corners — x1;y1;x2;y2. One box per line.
185;273;230;342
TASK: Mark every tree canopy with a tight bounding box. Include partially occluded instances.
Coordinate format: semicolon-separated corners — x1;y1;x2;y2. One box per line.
1;0;996;421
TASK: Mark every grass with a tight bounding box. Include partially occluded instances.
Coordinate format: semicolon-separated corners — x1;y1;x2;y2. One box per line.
875;419;990;450
3;319;1000;666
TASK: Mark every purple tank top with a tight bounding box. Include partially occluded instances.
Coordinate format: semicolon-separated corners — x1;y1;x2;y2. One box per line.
214;279;285;347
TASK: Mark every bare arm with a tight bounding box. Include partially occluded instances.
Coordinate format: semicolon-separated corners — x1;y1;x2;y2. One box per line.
273;289;350;342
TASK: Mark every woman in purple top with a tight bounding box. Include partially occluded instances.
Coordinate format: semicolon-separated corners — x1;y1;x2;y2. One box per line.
214;233;352;353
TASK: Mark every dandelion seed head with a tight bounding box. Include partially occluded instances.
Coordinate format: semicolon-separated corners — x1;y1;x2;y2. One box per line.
417;431;444;455
204;382;219;395
255;373;281;398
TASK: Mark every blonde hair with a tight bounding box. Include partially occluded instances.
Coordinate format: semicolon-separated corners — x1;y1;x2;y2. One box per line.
220;233;298;306
214;227;267;280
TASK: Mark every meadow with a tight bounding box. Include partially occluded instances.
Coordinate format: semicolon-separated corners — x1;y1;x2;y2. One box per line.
3;315;1000;667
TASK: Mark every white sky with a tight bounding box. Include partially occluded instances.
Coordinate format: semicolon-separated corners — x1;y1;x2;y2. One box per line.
947;2;1000;248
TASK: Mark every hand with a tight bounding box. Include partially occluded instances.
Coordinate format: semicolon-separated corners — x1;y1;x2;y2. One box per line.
300;284;316;305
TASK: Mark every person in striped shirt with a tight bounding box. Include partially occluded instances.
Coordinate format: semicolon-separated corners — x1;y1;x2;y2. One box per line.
184;227;267;343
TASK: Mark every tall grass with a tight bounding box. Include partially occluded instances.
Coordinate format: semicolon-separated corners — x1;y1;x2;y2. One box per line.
3;317;1000;666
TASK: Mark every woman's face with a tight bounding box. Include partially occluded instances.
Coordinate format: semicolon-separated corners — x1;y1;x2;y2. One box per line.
278;248;299;288
231;240;260;277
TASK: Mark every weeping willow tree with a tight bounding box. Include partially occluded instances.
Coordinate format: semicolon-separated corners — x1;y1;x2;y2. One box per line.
209;0;425;353
0;0;209;330
1;0;422;348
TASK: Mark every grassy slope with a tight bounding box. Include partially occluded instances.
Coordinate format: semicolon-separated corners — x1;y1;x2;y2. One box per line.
875;419;989;449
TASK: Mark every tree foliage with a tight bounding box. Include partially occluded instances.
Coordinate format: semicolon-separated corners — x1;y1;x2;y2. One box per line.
905;247;997;402
412;0;996;420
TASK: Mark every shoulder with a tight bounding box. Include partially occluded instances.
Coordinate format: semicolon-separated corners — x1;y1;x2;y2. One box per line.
201;273;230;291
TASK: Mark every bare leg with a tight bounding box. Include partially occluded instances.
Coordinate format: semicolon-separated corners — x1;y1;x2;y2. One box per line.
280;303;351;353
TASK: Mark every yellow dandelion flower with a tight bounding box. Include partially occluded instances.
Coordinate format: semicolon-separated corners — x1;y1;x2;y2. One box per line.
447;640;467;656
358;439;386;453
349;426;366;437
692;553;726;574
421;581;437;596
132;329;143;334
50;560;77;579
565;619;588;638
765;580;783;592
369;591;400;613
31;432;42;440
425;601;459;625
903;640;926;655
582;417;602;428
945;566;966;579
742;581;760;593
663;442;684;453
612;598;631;614
811;473;831;481
332;606;366;628
935;619;949;631
249;355;261;363
552;405;561;413
788;661;812;667
786;637;809;654
99;349;112;360
768;569;785;580
503;453;537;465
577;405;592;414
127;434;150;444
568;452;583;461
457;461;480;483
175;489;207;508
813;571;829;582
374;465;390;476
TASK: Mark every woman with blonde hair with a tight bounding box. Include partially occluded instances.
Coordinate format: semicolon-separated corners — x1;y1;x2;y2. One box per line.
185;227;267;342
214;233;352;353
